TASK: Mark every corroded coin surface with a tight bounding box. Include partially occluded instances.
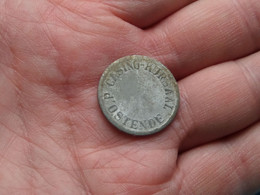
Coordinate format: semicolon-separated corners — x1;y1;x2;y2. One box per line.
98;55;179;136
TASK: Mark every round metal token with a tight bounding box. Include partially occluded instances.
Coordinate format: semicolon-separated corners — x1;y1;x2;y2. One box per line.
98;55;179;136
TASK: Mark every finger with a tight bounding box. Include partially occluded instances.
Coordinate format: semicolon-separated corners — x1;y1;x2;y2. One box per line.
170;51;260;151
143;0;260;79
172;122;260;195
102;0;196;28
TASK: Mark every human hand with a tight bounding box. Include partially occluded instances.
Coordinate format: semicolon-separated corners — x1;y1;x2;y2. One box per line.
0;0;259;194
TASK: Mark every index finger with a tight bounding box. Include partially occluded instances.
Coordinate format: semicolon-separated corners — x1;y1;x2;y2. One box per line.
101;0;196;28
142;0;260;79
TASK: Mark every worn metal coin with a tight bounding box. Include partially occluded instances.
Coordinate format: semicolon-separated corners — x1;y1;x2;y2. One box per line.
98;55;179;136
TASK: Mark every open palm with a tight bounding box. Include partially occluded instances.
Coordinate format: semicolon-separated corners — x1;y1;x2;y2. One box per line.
0;0;259;194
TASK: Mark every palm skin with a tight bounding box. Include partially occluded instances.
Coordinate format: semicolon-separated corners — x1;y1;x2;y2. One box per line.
0;0;260;194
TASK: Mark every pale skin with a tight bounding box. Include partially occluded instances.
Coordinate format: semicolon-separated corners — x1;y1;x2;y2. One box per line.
0;0;259;194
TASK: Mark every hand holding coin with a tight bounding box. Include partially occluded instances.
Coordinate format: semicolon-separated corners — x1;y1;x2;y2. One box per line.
0;0;259;194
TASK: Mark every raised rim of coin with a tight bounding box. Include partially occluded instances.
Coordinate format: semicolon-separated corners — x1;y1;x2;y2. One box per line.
98;55;180;136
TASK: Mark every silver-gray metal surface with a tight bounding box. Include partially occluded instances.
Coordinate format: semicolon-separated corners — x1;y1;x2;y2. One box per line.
98;55;179;136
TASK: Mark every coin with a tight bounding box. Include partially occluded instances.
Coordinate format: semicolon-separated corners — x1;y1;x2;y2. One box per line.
98;55;179;136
